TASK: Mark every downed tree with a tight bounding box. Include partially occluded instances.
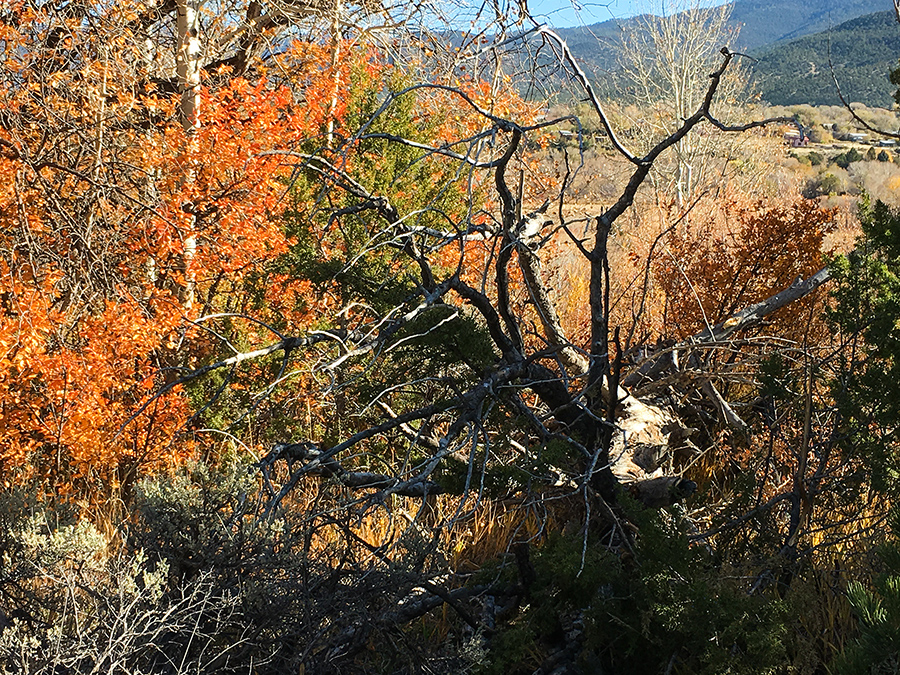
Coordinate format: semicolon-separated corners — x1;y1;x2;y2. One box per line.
135;42;807;519
623;265;834;390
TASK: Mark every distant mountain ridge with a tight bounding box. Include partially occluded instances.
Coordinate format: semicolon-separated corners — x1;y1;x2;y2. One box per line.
551;0;897;106
750;10;900;107
728;0;887;49
555;0;886;51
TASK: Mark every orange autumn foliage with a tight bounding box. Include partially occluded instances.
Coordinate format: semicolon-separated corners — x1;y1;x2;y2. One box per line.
654;197;837;340
0;10;363;499
550;195;837;360
0;0;542;502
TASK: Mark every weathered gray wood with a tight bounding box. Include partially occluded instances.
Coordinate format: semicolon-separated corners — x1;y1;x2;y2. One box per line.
623;264;833;389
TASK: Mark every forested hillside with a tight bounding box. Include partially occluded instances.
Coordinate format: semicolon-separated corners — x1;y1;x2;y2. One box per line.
751;10;900;106
2;1;900;673
553;0;886;77
729;0;886;48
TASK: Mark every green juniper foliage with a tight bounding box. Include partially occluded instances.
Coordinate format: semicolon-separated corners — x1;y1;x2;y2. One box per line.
829;198;900;496
482;503;790;675
832;511;900;674
828;200;900;674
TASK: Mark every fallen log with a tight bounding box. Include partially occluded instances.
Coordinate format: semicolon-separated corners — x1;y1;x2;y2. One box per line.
623;265;833;389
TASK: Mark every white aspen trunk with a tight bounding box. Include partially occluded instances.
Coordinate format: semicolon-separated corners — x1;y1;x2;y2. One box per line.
143;29;159;289
141;5;160;291
618;0;739;204
325;0;341;148
91;51;106;183
176;0;201;311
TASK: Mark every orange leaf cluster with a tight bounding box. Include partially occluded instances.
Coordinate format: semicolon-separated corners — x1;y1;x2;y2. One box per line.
655;197;837;340
0;9;358;500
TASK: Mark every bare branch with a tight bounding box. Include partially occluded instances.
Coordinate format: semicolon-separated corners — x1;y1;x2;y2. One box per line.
259;442;444;497
624;263;833;388
829;57;900;140
534;26;641;164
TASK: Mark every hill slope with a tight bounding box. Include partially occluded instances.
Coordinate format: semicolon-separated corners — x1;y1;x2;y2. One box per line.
552;0;892;90
729;0;887;49
750;10;900;107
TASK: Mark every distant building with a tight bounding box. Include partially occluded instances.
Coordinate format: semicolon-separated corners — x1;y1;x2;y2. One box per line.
878;139;897;147
848;133;868;143
784;131;808;147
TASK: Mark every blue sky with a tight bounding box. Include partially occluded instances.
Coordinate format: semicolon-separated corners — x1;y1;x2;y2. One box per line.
528;0;729;27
